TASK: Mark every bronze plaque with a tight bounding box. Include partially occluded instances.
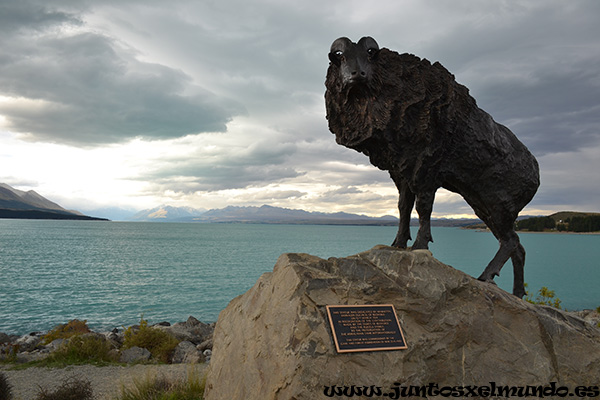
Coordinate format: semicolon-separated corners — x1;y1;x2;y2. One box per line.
326;304;407;353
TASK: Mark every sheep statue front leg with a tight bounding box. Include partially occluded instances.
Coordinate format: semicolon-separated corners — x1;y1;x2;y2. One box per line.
391;174;415;249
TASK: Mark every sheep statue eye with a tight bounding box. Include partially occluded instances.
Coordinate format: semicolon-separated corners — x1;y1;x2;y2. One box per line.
335;50;343;56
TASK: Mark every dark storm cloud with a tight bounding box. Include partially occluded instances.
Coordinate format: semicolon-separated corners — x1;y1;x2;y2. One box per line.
0;0;82;33
457;52;600;156
91;0;336;119
417;1;600;156
0;1;242;146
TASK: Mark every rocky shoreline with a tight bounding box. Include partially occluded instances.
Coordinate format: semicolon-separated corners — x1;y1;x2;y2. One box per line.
0;315;214;365
2;309;598;366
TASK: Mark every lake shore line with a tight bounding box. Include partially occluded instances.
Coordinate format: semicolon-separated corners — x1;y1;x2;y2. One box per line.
2;310;598;355
465;226;600;235
518;230;600;235
1;315;214;365
1;316;212;399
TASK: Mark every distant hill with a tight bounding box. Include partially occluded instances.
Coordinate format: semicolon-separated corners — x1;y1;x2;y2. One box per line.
0;183;108;221
0;183;67;211
547;211;600;222
129;204;481;227
129;205;207;222
194;205;397;225
516;211;600;233
463;211;600;232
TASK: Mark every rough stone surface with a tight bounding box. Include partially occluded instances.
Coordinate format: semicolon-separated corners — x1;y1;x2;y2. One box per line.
46;338;65;351
197;338;213;352
170;340;202;364
119;346;151;363
204;246;600;400
13;332;42;352
574;309;600;327
155;316;213;345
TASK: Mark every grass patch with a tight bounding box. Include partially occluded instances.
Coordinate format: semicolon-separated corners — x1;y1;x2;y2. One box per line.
123;318;179;363
44;334;118;366
117;367;205;400
13;335;119;369
34;376;94;400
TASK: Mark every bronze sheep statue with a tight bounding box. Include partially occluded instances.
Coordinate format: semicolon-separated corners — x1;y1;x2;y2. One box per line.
325;37;540;298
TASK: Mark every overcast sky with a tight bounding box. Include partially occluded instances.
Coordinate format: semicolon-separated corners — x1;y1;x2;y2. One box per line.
1;0;599;219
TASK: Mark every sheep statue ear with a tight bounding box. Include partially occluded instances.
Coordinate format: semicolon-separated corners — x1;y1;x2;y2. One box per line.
328;37;352;66
359;36;379;58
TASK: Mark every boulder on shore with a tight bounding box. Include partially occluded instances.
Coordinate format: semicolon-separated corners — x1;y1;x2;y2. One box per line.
204;245;600;400
154;315;214;345
119;346;151;363
171;340;203;364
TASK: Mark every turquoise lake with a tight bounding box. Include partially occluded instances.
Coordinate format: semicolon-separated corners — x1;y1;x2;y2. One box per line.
1;219;598;335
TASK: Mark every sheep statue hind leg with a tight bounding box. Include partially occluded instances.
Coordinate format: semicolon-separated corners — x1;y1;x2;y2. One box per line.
411;190;436;250
477;218;527;298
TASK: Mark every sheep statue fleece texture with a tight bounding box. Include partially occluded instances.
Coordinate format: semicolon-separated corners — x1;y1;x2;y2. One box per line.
325;37;540;298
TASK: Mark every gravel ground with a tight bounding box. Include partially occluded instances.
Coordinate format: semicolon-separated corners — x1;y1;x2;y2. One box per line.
1;363;207;400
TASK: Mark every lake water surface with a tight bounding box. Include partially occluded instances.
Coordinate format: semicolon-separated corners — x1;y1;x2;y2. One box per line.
0;220;598;335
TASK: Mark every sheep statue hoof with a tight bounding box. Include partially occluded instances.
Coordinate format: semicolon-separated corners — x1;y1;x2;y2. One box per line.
324;37;540;298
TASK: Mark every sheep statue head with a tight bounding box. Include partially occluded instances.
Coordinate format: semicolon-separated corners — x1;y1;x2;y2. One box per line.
328;36;379;89
325;37;540;298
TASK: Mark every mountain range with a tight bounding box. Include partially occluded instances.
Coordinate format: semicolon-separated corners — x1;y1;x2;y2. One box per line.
128;204;481;227
129;205;207;221
196;205;398;225
130;204;399;225
0;183;107;221
0;183;482;226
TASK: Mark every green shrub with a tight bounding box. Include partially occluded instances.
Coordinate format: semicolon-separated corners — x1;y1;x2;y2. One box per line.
117;368;205;400
42;320;91;345
0;344;19;364
0;371;13;400
123;318;180;363
35;376;94;400
524;284;562;309
41;334;117;367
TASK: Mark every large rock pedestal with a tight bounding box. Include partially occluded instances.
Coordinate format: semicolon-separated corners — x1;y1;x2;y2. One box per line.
204;246;600;400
